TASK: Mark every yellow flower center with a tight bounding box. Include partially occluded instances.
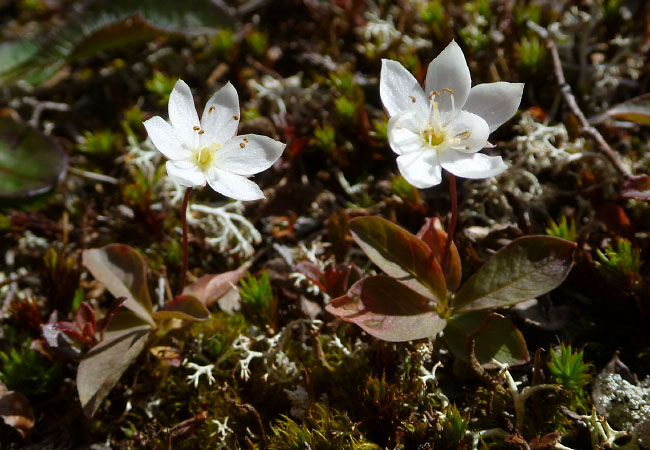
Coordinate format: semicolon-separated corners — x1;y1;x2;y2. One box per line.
423;126;448;147
191;143;222;171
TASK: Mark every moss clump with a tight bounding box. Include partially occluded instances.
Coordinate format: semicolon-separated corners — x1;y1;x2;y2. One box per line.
269;404;382;450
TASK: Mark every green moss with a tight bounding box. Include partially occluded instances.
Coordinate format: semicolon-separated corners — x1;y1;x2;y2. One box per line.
269;404;381;450
0;331;61;397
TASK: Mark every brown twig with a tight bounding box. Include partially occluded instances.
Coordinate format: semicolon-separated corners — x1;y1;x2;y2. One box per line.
531;23;630;178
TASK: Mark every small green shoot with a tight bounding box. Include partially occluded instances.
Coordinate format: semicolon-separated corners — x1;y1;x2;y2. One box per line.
145;71;177;105
334;97;357;122
596;238;642;284
76;129;122;155
239;271;277;330
548;342;591;390
390;174;421;205
245;30;269;58
546;216;576;242
418;1;444;26
515;36;547;73
329;71;356;97
314;124;336;152
0;340;61;396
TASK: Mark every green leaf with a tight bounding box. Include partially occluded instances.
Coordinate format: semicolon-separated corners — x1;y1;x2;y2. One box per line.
325;275;446;342
82;245;154;325
76;310;152;417
0;118;68;198
605;94;650;126
416;217;462;293
1;0;233;86
349;216;446;302
443;311;529;367
453;236;575;312
152;295;209;322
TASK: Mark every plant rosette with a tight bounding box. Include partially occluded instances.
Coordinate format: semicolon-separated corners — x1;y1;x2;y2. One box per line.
68;244;247;417
325;216;576;367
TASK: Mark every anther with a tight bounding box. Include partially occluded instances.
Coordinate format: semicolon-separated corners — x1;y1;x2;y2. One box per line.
240;143;246;148
409;95;417;103
429;90;441;100
198;129;205;135
442;88;455;95
233;114;239;120
209;106;216;113
243;137;249;143
193;125;200;131
455;130;471;139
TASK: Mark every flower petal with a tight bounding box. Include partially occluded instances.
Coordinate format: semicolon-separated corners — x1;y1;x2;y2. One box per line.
396;151;442;188
205;168;265;201
168;79;200;148
216;134;285;175
380;59;428;118
463;82;524;132
387;113;427;155
166;160;206;187
143;116;191;160
440;150;507;179
450;111;490;153
200;82;240;145
425;40;471;113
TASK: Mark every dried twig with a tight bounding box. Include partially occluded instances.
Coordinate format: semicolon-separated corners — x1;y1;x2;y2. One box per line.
530;23;631;178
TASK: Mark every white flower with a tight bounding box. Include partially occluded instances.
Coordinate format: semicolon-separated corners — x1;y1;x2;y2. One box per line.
380;40;524;188
143;80;285;201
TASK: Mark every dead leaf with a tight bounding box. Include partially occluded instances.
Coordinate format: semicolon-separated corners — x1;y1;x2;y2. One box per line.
0;382;35;438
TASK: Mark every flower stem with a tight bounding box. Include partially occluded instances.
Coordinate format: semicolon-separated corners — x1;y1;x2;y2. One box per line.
441;173;457;273
179;187;193;297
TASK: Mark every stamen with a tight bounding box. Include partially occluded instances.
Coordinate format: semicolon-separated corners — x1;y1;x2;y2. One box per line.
208;106;216;114
240;142;246;148
198;129;205;135
455;130;471;140
233;114;239;120
442;88;455;116
193;126;200;131
429;90;441;100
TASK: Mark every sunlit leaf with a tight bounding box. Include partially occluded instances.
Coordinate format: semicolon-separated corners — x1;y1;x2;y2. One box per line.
1;0;233;86
416;217;462;292
325;275;446;342
77;310;152;418
453;236;575;312
183;261;251;307
605;94;650;126
350;216;446;302
83;245;154;325
0;118;68;198
443;311;529;367
152;295;209;322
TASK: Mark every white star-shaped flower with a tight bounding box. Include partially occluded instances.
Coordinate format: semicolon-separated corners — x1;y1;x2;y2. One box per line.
380;40;524;188
144;80;285;201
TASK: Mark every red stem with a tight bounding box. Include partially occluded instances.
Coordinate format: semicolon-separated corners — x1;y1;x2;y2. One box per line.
178;187;193;297
441;173;457;273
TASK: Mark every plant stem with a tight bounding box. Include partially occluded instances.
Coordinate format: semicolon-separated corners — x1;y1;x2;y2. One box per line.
178;187;193;297
441;173;457;273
